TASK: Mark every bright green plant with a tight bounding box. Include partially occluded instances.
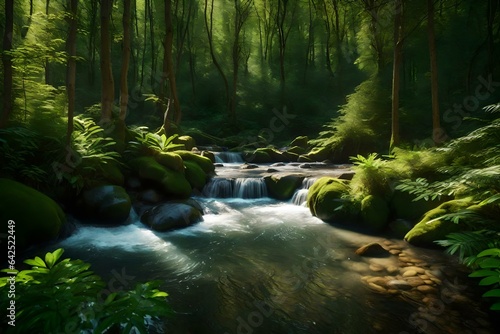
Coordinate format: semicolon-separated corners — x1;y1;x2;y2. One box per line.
128;127;184;155
468;248;500;311
0;248;171;333
349;153;396;201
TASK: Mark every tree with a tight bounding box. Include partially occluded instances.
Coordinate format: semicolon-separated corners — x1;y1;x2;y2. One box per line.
99;0;114;123
1;0;14;128
427;0;442;144
390;0;403;150
159;0;182;132
119;0;131;121
66;0;78;146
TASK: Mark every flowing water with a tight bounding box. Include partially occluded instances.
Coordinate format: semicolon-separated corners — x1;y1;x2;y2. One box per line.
31;163;495;333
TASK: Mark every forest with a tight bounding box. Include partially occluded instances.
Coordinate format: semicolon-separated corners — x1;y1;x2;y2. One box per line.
1;0;500;333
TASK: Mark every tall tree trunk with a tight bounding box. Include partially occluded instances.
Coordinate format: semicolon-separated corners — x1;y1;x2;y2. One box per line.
161;0;182;131
45;0;51;84
66;0;78;146
390;0;403;150
88;0;98;85
0;0;14;128
120;0;131;121
100;0;114;123
427;0;442;144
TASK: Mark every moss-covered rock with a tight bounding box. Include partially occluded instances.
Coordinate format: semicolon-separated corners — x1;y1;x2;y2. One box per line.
297;154;314;163
0;178;66;250
201;150;216;163
79;185;131;224
101;161;125;186
155;152;184;173
282;151;300;162
360;195;390;231
286;146;307;155
290;136;309;149
128;156;192;198
264;174;304;200
184;160;207;190
305;146;331;162
175;150;215;174
307;177;350;221
244;149;272;163
141;202;203;231
390;190;442;222
174;135;196;151
404;198;473;247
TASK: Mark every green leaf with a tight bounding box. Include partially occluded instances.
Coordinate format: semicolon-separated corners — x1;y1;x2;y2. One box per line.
483;289;500;298
491;302;500;311
45;252;55;268
470;269;499;277
151;291;168;298
25;256;47;268
479;275;500;286
478;249;500;258
478;258;500;269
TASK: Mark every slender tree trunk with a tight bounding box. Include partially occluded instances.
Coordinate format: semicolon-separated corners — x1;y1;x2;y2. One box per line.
161;0;182;130
66;0;78;146
0;0;14;128
390;0;403;150
45;0;51;84
100;0;114;123
120;0;131;121
88;0;98;85
427;0;442;144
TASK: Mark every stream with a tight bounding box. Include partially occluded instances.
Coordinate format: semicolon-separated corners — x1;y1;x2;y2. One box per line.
33;153;495;333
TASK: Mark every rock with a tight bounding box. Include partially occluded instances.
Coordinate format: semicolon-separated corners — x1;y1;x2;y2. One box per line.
355;242;390;257
402;266;426;274
184;160;207;190
369;263;384;272
243;149;271;163
417;285;437;294
140;189;164;203
387;280;412;291
79;185;132;224
405;277;425;287
271;162;285;167
390;189;442;222
304;146;331;162
126;177;142;189
141;202;203;231
404;198;473;247
201;150;216;163
240;163;259;169
175;150;215;174
286;146;307;155
368;282;387;293
174;135;196;151
307;177;350;222
0;178;66;251
155;152;184;173
264;174;304;201
338;172;355;180
403;270;417;277
299;163;311;169
289;136;309;149
360;195;390;231
297;155;313;163
128;156;192;198
267;168;279;173
214;163;224;167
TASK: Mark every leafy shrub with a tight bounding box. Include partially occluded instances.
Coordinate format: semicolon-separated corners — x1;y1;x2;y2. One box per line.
127;126;184;156
469;248;500;311
349;153;396;201
0;248;171;333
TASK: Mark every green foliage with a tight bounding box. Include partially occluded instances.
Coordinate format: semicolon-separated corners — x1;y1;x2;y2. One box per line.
349;153;395;201
0;248;171;333
469;248;500;311
128;127;185;156
0;127;48;186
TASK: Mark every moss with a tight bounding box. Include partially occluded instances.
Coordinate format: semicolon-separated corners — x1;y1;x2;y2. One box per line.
101;161;125;186
264;174;304;200
286;146;307;155
290;136;309;149
174;135;196;151
305;146;331;161
201;151;216;163
155;152;184;173
0;178;66;250
360;195;390;231
404;198;473;247
307;177;350;221
184;160;207;190
129;157;192;198
175;150;215;174
243;149;271;163
390;189;442;222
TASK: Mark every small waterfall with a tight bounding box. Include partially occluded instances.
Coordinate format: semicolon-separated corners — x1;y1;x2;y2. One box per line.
203;178;268;199
291;177;318;206
233;178;268;199
214;152;244;163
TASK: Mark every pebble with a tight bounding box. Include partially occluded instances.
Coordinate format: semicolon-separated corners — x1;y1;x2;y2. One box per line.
369;263;385;272
368;282;386;293
402;266;426;274
405;277;425;287
389;249;401;255
403;270;417;277
424;279;434;285
387;280;412;291
419;274;430;280
417;285;437;294
386;265;399;274
367;276;388;287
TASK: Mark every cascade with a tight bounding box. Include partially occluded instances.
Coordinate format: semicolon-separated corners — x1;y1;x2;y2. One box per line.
202;178;268;199
214;152;244;163
291;177;318;206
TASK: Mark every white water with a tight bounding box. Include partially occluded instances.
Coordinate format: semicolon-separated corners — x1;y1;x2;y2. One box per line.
203;177;268;199
291;177;318;206
214;152;244;163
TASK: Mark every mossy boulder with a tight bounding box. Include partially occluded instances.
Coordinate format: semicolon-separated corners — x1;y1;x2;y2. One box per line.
404;198;473;247
0;178;66;250
290;136;309;149
264;174;304;200
128;156;192;198
297;154;314;163
175;150;215;174
201;151;216;163
101;161;125;186
304;146;331;162
390;190;443;222
360;195;390;231
155;151;184;173
78;185;131;224
282;151;300;162
286;146;307;155
307;177;350;221
244;149;271;163
184;160;207;190
141;202;203;231
174;135;196;151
